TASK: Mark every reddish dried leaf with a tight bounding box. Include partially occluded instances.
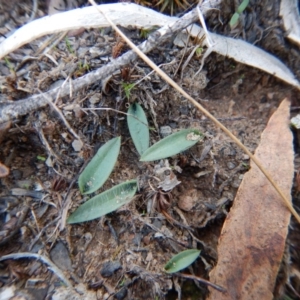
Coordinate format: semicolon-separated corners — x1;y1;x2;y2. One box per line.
0;161;10;178
208;98;294;299
0;121;12;145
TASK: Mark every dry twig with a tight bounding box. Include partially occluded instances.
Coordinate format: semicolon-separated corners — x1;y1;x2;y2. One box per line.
176;273;226;293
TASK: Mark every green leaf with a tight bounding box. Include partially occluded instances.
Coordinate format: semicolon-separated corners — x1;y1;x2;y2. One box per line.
140;129;203;162
237;0;249;14
229;12;240;28
164;249;201;274
122;82;135;100
68;180;137;224
127;103;149;155
78;137;121;194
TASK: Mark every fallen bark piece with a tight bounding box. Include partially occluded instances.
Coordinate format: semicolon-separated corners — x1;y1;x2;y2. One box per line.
208;98;294;299
280;0;300;47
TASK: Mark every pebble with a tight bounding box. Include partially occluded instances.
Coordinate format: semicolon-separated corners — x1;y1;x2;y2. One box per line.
231;178;242;188
72;139;83;152
227;162;236;170
50;241;72;271
178;195;195;212
114;288;127;300
89;93;101;104
11;169;22;180
100;261;122;277
159;126;172;138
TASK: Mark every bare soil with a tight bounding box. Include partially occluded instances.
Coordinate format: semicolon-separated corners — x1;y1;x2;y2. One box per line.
1;1;300;299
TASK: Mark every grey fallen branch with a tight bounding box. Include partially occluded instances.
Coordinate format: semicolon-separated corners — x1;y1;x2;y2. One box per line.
0;252;72;287
280;0;300;46
0;7;201;124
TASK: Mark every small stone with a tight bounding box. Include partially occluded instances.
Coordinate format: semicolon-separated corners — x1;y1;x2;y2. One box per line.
231;178;242;188
45;157;53;167
178;189;198;211
89;93;101;104
74;157;84;167
160;126;172;138
267;92;274;100
178;196;195;211
142;234;152;245
100;261;122;278
11;169;22;180
72;139;83;152
194;72;209;89
146;252;153;262
216;197;229;207
179;106;189;115
291;114;300;129
222;191;234;201
38;111;48;122
227;162;236;170
114;288;127;300
242;154;250;160
61;132;68;139
50;241;72;271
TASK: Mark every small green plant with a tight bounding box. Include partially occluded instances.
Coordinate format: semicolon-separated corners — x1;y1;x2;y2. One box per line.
127;102;203;161
140;28;151;39
67;103;203;224
241;162;250;169
122;82;135;100
195;47;203;57
78;61;90;71
65;37;74;54
118;277;126;287
139;26;159;39
4;57;14;71
164;249;201;273
229;0;250;28
22;183;31;190
74;61;91;77
36;155;46;161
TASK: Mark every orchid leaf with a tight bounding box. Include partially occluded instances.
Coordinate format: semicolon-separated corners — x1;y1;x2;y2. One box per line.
68;180;137;224
140;129;203;161
127;103;149;155
229;12;240;27
78;137;120;194
164;249;201;274
237;0;249;14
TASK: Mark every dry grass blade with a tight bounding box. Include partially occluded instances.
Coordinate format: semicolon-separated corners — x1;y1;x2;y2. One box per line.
88;0;300;223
